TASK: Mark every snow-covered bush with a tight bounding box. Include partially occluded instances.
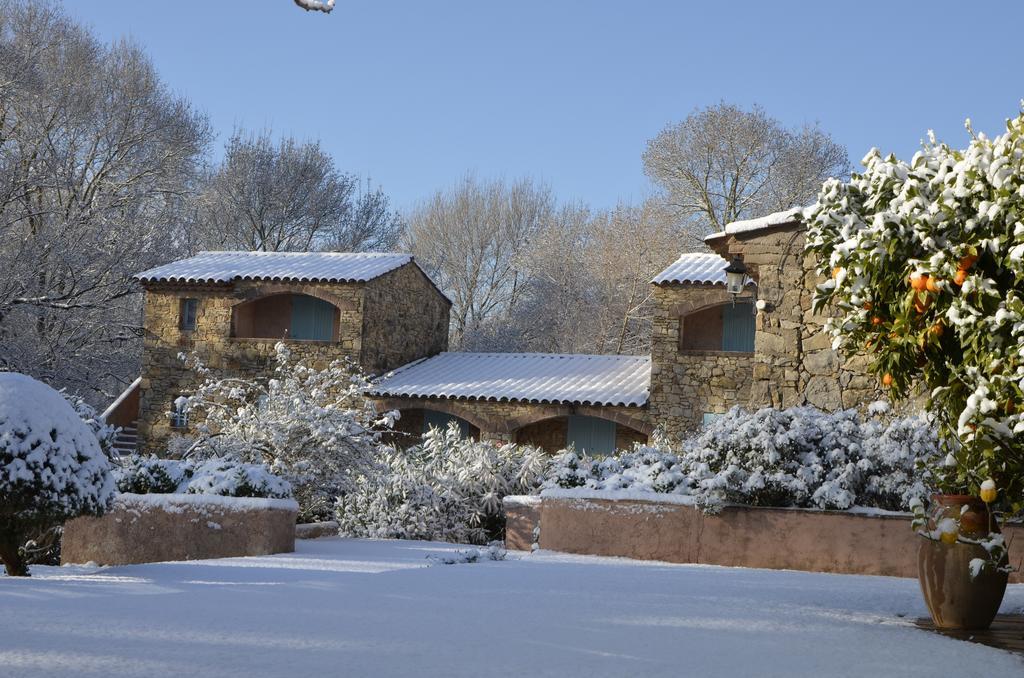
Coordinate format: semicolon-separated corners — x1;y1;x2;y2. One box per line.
545;405;938;514
336;423;547;544
175;343;394;521
428;541;509;565
0;373;115;576
114;455;291;499
62;390;120;459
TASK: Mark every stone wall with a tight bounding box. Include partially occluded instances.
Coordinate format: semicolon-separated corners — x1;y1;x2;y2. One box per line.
518;494;1024;582
372;396;653;452
137;280;366;453
706;224;880;411
61;494;298;566
648;283;755;437
361;263;450;374
138;270;449;454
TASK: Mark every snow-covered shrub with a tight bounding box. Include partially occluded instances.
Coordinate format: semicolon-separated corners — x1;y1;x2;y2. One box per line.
336;423;547;544
428;541;508;565
0;373;115;576
184;458;292;499
116;456;191;494
114;455;291;499
176;343;394;521
544;405;939;514
61;390;119;459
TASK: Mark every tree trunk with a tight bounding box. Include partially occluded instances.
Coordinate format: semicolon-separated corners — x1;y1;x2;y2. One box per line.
0;534;29;577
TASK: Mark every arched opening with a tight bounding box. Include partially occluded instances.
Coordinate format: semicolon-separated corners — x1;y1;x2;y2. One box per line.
514;415;647;455
232;293;339;342
680;301;755;352
385;408;481;448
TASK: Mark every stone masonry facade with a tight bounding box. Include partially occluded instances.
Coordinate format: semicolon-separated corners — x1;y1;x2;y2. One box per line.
372;396;653;454
130;220;879;455
646;283;756;435
137;262;449;454
705;223;880;414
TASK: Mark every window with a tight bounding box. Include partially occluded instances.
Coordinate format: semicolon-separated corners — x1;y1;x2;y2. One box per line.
170;396;189;429
180;298;198;331
567;415;616;455
721;301;755;352
422;409;472;438
702;412;722;427
290;295;336;341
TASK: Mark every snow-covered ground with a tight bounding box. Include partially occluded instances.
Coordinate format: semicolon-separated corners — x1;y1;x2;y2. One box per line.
2;538;1021;677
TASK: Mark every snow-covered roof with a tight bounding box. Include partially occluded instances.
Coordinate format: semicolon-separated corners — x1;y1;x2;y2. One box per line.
651;252;755;286
370;352;651;407
135;251;414;285
704;207;804;242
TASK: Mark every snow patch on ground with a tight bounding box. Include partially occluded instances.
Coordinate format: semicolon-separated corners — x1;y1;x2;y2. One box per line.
1;538;1021;677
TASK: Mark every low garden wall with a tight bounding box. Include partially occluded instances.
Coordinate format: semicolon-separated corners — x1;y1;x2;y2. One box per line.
62;493;299;566
503;496;541;551
505;491;1023;582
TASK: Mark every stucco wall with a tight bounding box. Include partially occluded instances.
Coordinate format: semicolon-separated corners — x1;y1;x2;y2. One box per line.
522;495;1023;582
61;494;297;566
502;496;541;551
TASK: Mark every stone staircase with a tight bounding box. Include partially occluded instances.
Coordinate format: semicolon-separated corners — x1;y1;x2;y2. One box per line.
111;421;139;457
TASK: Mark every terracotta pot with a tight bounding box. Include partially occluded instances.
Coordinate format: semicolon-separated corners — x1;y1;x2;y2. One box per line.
917;494;1008;630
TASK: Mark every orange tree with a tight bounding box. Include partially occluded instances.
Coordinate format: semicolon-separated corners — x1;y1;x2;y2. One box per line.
804;111;1024;514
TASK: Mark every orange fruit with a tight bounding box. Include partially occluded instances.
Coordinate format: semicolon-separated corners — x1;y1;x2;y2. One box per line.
832;267;842;279
940;530;958;545
926;277;941;293
959;254;978;270
953;269;968;286
863;301;873;311
882;373;894;387
871;316;883;326
909;273;929;291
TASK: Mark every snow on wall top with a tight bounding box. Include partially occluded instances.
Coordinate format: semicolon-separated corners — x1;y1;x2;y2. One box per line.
704;207;804;242
651;252;755;286
135;251;414;285
370;352;651;407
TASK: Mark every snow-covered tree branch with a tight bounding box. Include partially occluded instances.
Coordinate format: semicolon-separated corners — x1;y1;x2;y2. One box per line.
174;342;396;522
294;0;336;13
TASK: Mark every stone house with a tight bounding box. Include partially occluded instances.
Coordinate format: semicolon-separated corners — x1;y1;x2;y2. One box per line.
105;209;877;456
120;251;450;454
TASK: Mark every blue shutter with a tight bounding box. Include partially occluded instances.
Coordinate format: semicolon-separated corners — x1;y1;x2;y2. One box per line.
721;302;755;352
423;410;471;438
290;296;335;341
567;416;616;455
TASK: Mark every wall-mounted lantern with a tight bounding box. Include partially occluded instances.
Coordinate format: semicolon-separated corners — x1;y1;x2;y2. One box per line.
724;256;748;303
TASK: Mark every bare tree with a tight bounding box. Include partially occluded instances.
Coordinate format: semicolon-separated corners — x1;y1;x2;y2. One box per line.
461;199;681;355
405;175;554;349
0;1;211;402
488;201;679;355
198;130;402;253
642;102;849;234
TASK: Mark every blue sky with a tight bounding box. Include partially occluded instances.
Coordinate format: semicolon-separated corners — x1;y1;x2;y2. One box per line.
65;0;1024;213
